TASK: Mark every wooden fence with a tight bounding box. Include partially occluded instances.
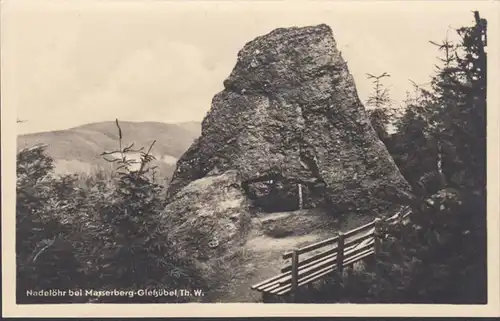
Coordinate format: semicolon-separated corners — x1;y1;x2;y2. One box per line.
251;206;412;302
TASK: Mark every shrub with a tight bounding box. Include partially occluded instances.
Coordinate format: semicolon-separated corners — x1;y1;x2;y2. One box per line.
16;120;207;303
16;145;86;303
307;188;486;304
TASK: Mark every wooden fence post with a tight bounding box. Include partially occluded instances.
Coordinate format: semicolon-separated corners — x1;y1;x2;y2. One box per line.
373;217;383;296
374;218;382;256
336;232;345;273
335;232;345;300
291;249;299;302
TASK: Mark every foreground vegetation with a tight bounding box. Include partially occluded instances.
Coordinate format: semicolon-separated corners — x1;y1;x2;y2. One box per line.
16;120;210;303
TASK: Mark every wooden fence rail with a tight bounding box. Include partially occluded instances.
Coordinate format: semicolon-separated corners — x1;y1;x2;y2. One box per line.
251;206;412;302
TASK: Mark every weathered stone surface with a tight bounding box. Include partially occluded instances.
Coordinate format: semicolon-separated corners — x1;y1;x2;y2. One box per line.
160;170;252;260
167;24;411;215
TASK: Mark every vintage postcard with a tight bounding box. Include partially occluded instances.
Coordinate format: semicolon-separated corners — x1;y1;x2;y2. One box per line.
1;0;499;318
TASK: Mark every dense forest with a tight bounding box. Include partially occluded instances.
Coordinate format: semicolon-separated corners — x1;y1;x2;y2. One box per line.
333;11;487;303
15;12;487;304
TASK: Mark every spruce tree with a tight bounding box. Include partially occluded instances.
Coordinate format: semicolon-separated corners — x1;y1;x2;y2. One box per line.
365;72;393;141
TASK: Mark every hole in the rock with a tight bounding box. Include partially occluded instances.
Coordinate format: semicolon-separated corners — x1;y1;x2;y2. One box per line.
244;179;322;213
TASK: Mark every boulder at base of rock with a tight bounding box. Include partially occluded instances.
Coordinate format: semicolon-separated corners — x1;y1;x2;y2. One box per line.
167;24;411;216
160;170;252;261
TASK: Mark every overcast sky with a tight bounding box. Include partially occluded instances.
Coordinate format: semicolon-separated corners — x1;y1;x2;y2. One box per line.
2;0;495;134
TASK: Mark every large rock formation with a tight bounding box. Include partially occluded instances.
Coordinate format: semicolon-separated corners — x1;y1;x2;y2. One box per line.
167;24;411;215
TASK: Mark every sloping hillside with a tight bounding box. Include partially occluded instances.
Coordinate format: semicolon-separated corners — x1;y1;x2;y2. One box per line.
17;121;201;179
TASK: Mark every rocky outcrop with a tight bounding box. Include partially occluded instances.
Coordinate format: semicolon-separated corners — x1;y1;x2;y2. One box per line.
167;24;411;215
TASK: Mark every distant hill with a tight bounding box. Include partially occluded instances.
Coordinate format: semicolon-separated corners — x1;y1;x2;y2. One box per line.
17;121;201;181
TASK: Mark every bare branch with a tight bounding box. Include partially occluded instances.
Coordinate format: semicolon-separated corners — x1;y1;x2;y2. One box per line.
115;118;123;140
33;237;57;262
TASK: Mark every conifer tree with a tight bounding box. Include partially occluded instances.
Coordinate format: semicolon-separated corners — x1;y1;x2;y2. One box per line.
365;72;393;141
336;11;488;304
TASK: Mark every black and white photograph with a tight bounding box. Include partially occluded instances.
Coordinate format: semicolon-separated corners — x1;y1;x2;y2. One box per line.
1;0;499;317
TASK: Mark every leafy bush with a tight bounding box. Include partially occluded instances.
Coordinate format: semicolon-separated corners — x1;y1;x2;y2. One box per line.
343;188;483;303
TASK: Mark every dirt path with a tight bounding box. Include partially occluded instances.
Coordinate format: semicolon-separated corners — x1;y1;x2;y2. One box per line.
215;232;325;302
